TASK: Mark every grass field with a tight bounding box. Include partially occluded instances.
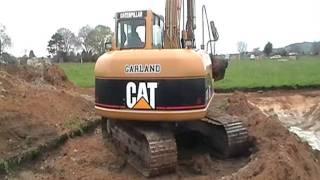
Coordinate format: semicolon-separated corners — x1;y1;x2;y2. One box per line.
59;56;320;89
59;63;95;88
215;56;320;89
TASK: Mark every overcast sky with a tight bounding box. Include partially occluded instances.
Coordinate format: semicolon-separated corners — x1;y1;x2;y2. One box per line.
0;0;319;56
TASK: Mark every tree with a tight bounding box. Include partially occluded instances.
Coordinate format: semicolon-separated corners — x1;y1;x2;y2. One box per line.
279;48;288;57
78;25;93;53
29;50;36;58
57;28;78;54
263;42;273;56
47;33;64;57
65;51;78;62
0;24;12;55
47;33;67;62
237;41;247;60
0;52;17;64
86;25;112;55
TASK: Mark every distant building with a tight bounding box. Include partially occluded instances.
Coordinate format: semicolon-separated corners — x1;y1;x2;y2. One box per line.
288;52;298;56
288;52;297;60
229;53;240;60
250;54;256;60
270;55;282;60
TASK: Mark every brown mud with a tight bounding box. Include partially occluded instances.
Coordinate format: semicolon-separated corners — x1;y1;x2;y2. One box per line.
5;90;320;180
2;64;320;179
0;65;95;164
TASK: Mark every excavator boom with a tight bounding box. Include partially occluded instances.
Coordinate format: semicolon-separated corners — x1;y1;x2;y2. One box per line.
164;0;182;48
164;0;196;49
185;0;196;48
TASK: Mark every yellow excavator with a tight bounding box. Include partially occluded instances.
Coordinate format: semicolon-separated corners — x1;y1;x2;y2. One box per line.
95;0;248;177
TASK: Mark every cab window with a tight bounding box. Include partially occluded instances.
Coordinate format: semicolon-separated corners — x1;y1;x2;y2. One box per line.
153;16;164;49
117;19;146;49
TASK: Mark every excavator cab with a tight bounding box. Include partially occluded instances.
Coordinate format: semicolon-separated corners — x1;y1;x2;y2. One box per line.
106;10;164;51
105;10;227;81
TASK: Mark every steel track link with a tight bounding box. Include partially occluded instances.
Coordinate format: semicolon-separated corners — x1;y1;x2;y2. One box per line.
108;120;177;177
203;116;249;157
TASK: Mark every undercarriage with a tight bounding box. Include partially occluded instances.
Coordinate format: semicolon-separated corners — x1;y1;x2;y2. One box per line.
101;115;249;177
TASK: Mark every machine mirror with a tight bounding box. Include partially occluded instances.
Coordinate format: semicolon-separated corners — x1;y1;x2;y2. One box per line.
210;21;219;42
105;40;112;51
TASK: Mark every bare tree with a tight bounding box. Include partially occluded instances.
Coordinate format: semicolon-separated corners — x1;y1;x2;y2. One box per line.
0;24;12;55
86;25;112;55
78;25;93;53
57;28;78;55
237;41;247;60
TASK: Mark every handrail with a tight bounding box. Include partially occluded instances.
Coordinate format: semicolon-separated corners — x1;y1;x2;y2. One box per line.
201;5;213;54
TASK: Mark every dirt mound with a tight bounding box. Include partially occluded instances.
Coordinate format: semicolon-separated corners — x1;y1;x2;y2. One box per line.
43;65;70;87
0;66;95;161
1;64;72;88
225;92;320;180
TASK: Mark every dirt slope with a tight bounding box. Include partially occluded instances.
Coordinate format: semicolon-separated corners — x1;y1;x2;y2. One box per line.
248;91;320;151
0;65;95;161
225;92;320;180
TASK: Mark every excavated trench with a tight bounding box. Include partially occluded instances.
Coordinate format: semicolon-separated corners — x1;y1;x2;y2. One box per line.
249;93;320;151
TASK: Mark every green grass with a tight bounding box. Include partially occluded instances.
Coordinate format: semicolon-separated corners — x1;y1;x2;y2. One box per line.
59;63;95;88
59;56;320;90
215;56;320;89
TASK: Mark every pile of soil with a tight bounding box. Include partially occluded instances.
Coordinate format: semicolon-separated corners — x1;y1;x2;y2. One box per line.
224;92;320;180
0;65;95;160
1;64;72;88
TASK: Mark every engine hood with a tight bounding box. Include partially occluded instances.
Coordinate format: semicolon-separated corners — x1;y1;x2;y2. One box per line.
95;49;212;79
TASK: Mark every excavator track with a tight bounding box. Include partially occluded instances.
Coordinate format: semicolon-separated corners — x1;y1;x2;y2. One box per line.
203;116;249;157
105;120;177;177
102;115;248;177
181;115;249;158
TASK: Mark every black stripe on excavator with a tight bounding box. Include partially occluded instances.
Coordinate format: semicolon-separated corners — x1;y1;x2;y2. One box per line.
95;78;209;111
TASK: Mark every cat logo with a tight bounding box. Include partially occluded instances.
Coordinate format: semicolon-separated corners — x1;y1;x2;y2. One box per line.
126;82;158;110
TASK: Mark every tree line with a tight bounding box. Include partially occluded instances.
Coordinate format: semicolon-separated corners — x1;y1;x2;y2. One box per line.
1;23;112;63
2;22;320;63
237;41;274;56
237;41;320;58
47;25;112;63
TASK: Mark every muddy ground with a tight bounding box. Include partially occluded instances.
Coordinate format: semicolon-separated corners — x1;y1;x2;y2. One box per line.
0;64;96;163
1;64;320;180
